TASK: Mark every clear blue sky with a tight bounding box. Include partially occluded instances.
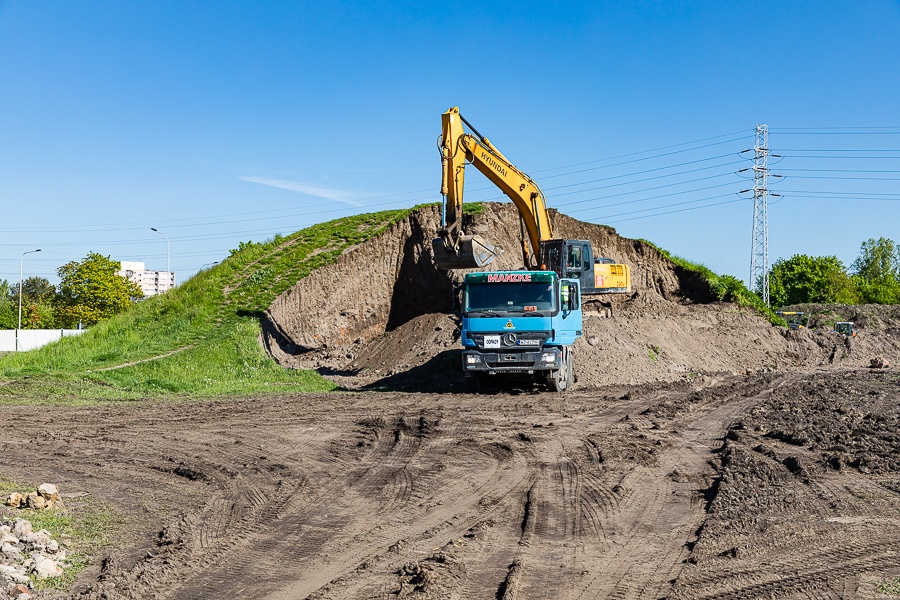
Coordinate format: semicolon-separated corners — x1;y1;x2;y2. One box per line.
2;1;899;288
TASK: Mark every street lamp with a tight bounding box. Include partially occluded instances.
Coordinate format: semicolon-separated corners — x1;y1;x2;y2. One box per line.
17;249;41;351
150;228;170;274
150;227;171;291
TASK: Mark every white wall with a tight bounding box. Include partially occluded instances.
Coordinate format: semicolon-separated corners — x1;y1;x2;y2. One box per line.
0;329;86;352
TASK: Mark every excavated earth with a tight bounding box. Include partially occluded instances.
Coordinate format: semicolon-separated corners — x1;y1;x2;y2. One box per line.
1;203;899;599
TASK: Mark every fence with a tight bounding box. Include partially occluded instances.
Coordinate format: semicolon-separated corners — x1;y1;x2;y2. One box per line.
0;329;86;352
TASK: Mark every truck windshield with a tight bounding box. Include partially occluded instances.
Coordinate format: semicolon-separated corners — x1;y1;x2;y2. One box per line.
465;282;556;314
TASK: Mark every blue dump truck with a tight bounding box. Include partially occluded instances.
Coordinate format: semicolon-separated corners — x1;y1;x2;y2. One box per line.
460;270;582;391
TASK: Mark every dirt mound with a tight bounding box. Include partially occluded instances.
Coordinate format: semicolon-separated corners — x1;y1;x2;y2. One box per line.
672;368;900;597
262;203;900;390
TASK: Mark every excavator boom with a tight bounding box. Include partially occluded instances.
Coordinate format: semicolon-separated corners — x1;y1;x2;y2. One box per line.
434;106;552;269
432;106;632;295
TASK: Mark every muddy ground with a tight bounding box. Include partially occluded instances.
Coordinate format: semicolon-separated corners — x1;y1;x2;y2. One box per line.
2;204;899;598
2;368;899;599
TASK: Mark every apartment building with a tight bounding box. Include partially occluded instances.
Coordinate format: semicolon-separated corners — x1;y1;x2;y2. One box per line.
118;261;176;297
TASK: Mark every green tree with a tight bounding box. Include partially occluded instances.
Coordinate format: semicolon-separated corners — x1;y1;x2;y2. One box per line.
768;254;859;308
55;252;143;328
21;301;56;329
6;277;58;328
851;237;900;304
20;276;56;304
0;279;15;329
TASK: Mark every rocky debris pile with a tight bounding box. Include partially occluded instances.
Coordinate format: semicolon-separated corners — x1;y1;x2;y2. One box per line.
0;484;69;598
5;484;61;511
0;517;69;595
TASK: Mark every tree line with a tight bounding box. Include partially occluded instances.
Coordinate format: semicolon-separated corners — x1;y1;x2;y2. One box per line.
767;237;900;308
0;252;143;330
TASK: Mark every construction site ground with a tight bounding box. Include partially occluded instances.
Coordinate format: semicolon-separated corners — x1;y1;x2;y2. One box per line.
3;204;900;599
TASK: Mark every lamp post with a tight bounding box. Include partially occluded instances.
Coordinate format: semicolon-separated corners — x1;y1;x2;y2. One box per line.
150;228;170;273
150;227;171;291
17;248;41;351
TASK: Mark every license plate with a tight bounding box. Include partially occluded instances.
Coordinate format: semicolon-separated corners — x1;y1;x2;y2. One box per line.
484;335;501;348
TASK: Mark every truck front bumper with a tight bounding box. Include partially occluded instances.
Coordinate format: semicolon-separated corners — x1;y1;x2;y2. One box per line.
462;347;561;374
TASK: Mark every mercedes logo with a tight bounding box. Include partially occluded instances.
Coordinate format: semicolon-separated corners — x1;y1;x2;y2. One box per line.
502;333;517;346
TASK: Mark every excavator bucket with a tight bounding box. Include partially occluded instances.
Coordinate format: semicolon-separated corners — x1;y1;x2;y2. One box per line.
431;235;500;270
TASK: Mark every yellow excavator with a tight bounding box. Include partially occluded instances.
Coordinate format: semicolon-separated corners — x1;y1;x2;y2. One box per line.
432;106;631;294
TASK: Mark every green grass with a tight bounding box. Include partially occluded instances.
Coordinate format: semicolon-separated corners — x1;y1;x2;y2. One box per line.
638;239;785;327
0;476;120;592
876;576;900;595
0;208;416;402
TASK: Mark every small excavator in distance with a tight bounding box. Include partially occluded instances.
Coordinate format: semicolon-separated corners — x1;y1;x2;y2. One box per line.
432;106;631;296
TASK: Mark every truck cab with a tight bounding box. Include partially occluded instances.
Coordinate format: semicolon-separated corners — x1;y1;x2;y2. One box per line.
460;270;581;391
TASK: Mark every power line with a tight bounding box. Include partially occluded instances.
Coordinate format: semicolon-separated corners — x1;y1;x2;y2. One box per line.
782;175;900;181
560;181;737;213
779;168;900;173
599;197;744;225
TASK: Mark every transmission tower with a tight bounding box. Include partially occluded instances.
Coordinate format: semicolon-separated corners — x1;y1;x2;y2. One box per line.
749;124;770;306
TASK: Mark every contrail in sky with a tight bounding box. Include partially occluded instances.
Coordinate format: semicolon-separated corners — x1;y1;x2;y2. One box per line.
240;176;364;207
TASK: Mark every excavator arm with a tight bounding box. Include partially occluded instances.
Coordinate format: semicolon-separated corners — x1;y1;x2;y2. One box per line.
434;106;553;270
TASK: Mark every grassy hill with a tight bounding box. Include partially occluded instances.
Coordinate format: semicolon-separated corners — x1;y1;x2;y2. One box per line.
0;208;415;404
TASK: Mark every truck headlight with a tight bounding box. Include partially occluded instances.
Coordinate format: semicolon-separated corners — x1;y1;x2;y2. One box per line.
541;352;557;363
466;355;481;364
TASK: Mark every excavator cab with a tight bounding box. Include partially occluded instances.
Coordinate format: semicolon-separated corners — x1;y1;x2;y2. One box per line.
540;239;631;295
835;322;856;337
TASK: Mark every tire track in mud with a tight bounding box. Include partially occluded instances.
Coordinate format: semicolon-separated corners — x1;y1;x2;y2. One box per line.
164;416;432;599
512;375;794;600
304;417;539;600
14;374;896;599
160;413;534;600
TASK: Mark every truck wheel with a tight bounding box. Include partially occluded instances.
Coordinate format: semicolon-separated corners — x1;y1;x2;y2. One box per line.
547;348;572;392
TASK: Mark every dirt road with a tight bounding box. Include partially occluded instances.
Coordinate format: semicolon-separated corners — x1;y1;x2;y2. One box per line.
3;367;897;599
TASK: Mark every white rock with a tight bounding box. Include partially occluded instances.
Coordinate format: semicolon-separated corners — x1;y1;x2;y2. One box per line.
37;483;60;502
0;564;29;585
12;520;31;537
31;556;63;579
47;540;60;553
1;542;22;557
0;532;18;544
0;525;11;534
24;530;52;546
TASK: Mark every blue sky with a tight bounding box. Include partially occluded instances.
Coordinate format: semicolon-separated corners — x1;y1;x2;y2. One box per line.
2;1;899;288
